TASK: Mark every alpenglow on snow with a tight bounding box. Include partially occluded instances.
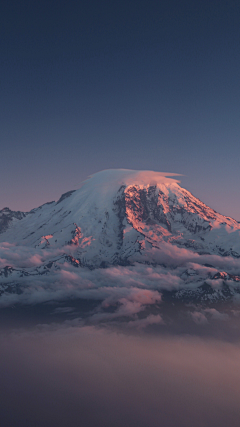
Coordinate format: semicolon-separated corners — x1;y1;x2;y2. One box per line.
0;169;240;307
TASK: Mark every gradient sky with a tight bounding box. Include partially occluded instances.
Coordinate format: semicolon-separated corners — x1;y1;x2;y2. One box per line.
1;0;240;219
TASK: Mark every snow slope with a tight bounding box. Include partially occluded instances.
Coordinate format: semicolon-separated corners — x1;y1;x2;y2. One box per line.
0;169;240;307
1;169;239;266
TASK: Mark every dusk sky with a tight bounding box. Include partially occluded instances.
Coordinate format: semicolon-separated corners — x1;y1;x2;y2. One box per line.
1;0;240;219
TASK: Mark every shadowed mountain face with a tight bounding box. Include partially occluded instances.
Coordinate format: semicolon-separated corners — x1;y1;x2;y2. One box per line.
0;207;27;234
0;169;240;312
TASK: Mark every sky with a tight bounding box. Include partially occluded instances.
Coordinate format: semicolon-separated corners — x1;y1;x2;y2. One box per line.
1;0;240;219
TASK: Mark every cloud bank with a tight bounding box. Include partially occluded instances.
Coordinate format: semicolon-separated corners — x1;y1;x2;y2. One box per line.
1;325;240;427
0;241;240;327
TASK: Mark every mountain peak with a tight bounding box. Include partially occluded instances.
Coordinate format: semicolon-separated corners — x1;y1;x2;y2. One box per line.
0;170;240;308
0;169;239;265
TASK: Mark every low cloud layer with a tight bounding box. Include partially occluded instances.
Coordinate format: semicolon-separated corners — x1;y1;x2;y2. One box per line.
1;242;240;327
1;325;240;427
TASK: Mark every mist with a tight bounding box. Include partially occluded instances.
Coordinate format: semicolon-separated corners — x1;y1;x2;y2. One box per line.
1;324;240;427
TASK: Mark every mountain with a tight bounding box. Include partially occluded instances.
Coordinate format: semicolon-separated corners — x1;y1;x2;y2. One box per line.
0;207;27;234
0;169;240;309
1;169;240;263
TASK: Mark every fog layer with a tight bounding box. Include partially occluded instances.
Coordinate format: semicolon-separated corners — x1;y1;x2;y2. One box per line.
1;325;240;427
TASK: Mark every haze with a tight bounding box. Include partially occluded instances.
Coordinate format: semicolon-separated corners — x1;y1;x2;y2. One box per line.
1;324;240;427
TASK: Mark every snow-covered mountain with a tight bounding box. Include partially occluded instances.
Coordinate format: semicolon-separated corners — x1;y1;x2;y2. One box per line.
0;207;27;234
0;169;240;307
1;169;240;263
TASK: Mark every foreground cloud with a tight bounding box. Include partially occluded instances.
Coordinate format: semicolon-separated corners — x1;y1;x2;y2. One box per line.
1;325;240;427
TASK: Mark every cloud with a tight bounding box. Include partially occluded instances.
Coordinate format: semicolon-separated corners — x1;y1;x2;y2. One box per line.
204;308;229;321
0;243;64;268
132;241;240;273
190;308;229;325
128;314;164;329
1;326;240;427
205;278;224;288
0;238;240;328
191;311;208;325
